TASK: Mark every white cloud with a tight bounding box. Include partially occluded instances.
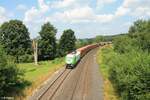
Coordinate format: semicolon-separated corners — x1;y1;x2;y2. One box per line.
134;7;150;16
23;0;49;38
22;0;150;38
38;0;49;12
118;0;150;17
97;0;116;5
0;6;9;24
45;0;150;24
46;6;93;23
16;4;27;11
45;6;114;23
24;7;41;22
115;6;130;17
96;0;116;9
24;0;49;23
51;0;78;8
123;0;138;8
24;0;150;25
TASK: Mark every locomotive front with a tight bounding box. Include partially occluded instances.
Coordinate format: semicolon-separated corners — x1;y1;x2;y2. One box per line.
65;51;80;68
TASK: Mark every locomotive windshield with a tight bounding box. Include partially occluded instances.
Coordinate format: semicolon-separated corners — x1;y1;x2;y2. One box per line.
71;50;76;54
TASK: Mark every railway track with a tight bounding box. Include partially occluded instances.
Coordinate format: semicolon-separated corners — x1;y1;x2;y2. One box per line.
37;51;89;100
29;47;103;100
70;49;92;100
38;68;72;100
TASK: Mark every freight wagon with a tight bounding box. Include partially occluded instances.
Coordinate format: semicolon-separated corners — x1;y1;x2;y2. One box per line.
65;44;99;68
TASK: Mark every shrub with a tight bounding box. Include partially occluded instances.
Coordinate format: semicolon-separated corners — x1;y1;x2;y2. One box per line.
101;19;150;100
113;36;138;54
102;48;150;100
18;54;33;63
0;45;24;96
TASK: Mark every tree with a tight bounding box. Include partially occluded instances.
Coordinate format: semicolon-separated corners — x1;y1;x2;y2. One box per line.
128;19;150;37
0;20;31;62
58;29;76;56
95;35;105;43
38;22;57;60
0;45;24;96
128;19;150;52
113;36;137;54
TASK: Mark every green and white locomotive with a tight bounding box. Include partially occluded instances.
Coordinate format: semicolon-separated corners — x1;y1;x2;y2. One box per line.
65;43;100;68
65;51;80;68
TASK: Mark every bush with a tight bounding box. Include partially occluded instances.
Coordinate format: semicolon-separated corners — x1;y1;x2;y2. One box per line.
102;48;150;100
134;33;150;52
100;19;150;100
113;36;138;54
0;45;24;96
18;54;33;63
51;57;64;64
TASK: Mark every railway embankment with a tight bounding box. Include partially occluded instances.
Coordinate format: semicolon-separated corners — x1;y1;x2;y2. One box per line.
97;45;119;100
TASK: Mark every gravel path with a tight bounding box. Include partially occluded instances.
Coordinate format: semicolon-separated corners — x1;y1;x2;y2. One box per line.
29;47;104;100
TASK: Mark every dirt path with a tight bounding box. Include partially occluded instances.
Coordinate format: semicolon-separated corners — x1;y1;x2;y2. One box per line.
29;47;103;100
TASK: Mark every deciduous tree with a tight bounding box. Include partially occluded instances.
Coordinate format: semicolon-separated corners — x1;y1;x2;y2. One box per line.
38;22;57;60
0;20;31;62
58;29;76;56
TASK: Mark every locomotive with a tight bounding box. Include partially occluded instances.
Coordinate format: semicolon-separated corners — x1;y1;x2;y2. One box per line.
65;44;99;68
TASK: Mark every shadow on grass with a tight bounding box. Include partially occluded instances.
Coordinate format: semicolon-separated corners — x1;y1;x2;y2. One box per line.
28;68;36;72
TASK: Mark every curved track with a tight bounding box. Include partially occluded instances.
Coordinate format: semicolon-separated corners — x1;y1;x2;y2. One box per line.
29;47;103;100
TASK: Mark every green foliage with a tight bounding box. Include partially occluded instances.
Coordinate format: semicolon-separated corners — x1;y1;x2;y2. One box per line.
94;35;105;42
38;22;57;60
76;38;96;48
0;45;24;96
128;19;150;52
18;54;33;63
0;20;32;63
134;32;150;52
101;47;150;100
76;39;87;48
101;19;150;100
58;29;76;56
113;36;138;53
129;20;150;36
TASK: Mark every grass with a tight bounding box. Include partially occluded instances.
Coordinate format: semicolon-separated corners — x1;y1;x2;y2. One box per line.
17;57;65;99
97;45;119;100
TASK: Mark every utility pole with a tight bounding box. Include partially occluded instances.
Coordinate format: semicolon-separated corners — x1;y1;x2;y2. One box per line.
32;40;38;65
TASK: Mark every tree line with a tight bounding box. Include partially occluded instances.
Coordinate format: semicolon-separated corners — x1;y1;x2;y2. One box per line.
0;20;76;63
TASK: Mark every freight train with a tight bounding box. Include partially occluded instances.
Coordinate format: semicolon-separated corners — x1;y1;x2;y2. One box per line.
65;44;99;68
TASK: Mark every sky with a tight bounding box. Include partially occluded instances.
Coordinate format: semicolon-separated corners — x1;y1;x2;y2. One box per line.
0;0;150;39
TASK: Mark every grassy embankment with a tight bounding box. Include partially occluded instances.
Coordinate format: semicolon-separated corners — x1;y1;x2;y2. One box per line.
17;57;65;99
97;45;119;100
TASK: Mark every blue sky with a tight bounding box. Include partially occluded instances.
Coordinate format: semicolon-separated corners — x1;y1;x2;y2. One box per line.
0;0;150;39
